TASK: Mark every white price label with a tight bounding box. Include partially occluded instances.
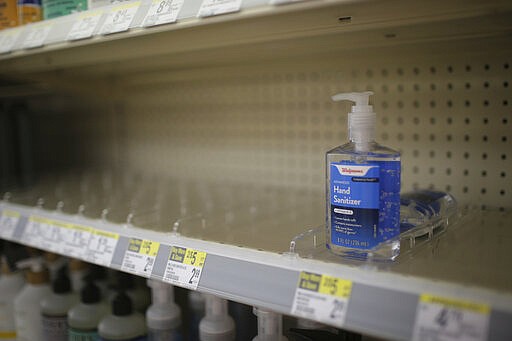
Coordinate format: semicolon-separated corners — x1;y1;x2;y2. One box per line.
0;210;21;240
142;0;184;27
197;0;242;18
291;271;352;327
163;246;207;289
58;223;93;258
67;11;103;41
121;238;160;277
269;0;305;5
100;2;140;35
23;216;50;248
21;24;52;49
0;29;21;54
84;229;119;266
412;294;490;341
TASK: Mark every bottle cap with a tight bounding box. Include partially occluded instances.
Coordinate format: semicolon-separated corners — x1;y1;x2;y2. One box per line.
52;267;72;294
112;291;133;316
81;281;101;304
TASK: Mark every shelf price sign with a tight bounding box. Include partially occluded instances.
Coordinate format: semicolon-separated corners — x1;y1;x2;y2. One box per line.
121;238;160;277
0;210;21;240
85;229;119;266
412;294;490;341
163;246;207;289
23;216;59;251
197;0;242;18
291;271;352;327
0;29;21;54
21;23;52;49
67;10;104;41
142;0;184;27
100;2;140;35
59;223;93;258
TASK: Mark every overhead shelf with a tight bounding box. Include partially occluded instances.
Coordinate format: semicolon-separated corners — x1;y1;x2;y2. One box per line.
1;176;511;340
0;0;511;77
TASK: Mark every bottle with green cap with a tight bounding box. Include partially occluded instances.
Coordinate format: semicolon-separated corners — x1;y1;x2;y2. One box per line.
98;291;147;341
67;279;109;341
326;91;401;260
40;265;78;341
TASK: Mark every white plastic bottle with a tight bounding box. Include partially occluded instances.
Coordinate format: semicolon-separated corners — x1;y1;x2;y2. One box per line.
68;280;109;341
98;291;147;341
326;91;401;260
252;308;288;341
40;267;77;341
199;294;235;341
146;279;182;341
0;256;25;340
14;258;52;341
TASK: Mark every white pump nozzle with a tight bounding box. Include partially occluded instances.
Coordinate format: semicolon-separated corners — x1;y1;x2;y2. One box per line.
331;91;376;151
16;257;45;272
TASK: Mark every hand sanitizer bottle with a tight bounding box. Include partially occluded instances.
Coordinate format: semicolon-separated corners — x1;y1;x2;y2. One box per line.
326;91;401;260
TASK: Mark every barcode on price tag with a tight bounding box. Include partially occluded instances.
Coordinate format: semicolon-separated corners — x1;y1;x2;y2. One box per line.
142;0;184;27
67;10;103;41
0;29;21;54
0;210;21;240
197;0;242;18
121;238;160;277
100;2;140;35
21;24;52;49
84;229;119;266
412;294;490;341
291;271;352;327
162;246;207;289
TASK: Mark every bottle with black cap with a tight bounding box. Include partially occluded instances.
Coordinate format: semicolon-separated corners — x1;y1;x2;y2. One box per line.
67;279;109;341
99;291;146;341
40;265;78;341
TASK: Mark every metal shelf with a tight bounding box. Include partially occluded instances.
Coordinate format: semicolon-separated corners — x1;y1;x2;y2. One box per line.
1;197;511;340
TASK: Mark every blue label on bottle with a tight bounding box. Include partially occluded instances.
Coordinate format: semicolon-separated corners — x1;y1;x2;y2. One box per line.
330;160;400;249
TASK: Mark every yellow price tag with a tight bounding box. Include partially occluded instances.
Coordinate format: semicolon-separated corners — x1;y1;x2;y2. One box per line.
183;249;207;267
2;210;20;218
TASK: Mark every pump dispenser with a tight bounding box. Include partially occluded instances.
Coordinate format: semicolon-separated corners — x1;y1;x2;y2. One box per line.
331;91;376;152
199;294;235;341
14;258;52;341
146;279;182;341
252;308;287;341
326;91;401;260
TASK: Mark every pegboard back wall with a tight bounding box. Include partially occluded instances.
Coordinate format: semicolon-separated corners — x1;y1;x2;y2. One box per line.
115;51;511;210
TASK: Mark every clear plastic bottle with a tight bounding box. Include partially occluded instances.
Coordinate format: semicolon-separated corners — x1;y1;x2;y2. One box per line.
68;280;109;341
146;279;182;341
326;91;401;260
188;290;205;341
14;258;52;341
40;267;78;341
0;256;24;341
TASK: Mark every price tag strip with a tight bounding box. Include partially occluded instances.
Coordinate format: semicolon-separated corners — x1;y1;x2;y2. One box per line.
0;29;22;54
412;294;490;341
67;10;104;41
163;246;207;290
142;0;184;27
100;2;140;35
291;271;352;327
21;215;119;267
197;0;242;18
0;210;21;240
121;238;160;277
20;24;52;49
